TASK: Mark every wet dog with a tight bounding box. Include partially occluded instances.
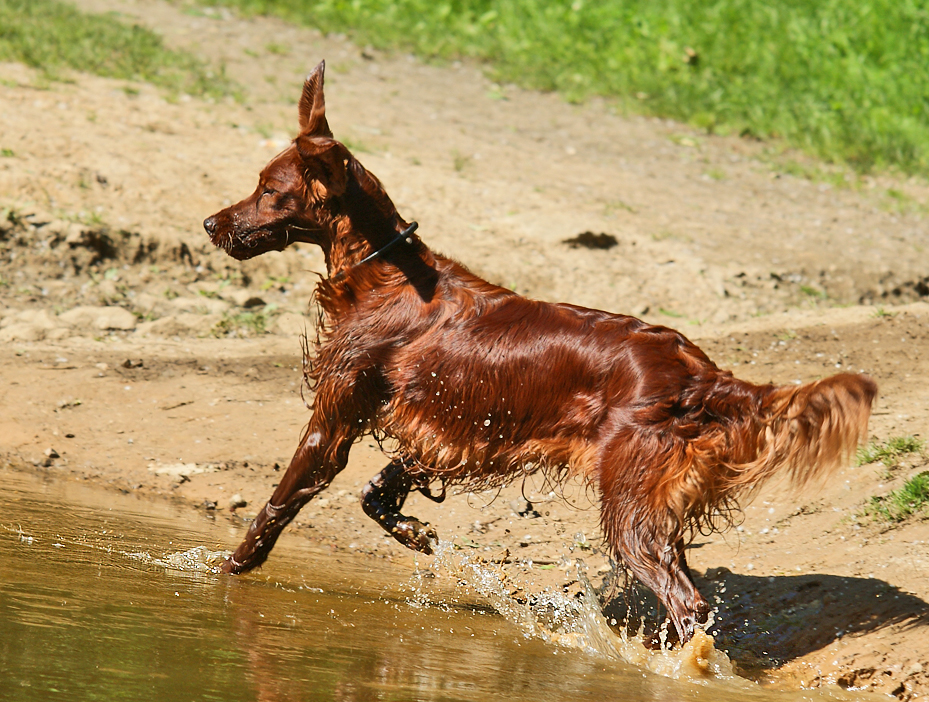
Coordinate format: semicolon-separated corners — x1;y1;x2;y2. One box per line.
203;61;876;646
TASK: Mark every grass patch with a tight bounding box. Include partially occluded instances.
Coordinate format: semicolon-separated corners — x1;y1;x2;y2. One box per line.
193;0;929;176
339;135;373;154
799;284;827;300
260;275;291;291
765;154;861;189
857;435;924;468
658;307;684;318
881;188;929;216
264;41;290;55
0;0;237;98
452;149;472;172
603;199;636;215
864;471;929;523
212;309;271;337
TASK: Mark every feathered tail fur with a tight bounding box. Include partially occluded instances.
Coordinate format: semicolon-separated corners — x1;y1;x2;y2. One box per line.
728;373;878;494
627;372;878;543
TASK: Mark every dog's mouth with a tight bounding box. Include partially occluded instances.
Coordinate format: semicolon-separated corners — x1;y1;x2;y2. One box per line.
204;211;323;260
217;228;282;261
206;222;319;261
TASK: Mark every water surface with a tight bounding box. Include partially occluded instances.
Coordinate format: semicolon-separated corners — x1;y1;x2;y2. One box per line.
0;468;866;701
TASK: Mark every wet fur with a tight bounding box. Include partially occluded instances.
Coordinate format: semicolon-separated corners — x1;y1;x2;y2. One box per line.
203;61;877;646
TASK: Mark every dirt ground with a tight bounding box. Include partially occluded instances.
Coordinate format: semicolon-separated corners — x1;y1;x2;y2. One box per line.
2;0;929;696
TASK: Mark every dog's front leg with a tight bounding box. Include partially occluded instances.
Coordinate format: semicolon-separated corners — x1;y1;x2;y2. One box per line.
221;418;356;574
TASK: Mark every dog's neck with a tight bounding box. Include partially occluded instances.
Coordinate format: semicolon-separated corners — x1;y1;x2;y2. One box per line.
314;168;401;273
330;222;419;283
322;216;405;278
315;174;438;300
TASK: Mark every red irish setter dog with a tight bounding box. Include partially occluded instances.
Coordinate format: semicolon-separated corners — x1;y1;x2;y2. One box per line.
203;61;876;646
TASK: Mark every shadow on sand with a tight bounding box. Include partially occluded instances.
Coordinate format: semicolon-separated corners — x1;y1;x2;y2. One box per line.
602;566;929;674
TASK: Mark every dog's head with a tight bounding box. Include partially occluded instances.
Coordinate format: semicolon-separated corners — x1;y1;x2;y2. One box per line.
203;61;356;260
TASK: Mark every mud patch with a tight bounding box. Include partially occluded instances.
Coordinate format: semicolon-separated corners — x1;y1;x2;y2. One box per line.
562;231;619;250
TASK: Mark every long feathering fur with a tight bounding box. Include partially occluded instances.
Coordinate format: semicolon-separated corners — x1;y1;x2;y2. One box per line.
746;374;876;489
631;373;877;544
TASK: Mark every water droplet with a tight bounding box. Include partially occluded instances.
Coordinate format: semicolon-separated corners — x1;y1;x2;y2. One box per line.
483;419;491;427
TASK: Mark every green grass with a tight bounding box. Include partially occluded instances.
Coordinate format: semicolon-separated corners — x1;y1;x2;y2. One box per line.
452;149;472;172
212;310;271;337
857;435;925;468
0;0;236;98
658;307;684;318
189;0;929;176
260;275;291;291
799;284;828;300
864;471;929;523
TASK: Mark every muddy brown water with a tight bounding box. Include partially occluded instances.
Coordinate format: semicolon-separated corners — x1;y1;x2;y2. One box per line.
0;468;872;702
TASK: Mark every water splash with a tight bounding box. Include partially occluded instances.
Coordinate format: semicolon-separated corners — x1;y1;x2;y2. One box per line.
4;518;231;578
413;540;741;685
127;545;230;574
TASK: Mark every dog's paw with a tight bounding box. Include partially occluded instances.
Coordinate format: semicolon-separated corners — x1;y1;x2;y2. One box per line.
220;555;246;575
392;519;438;555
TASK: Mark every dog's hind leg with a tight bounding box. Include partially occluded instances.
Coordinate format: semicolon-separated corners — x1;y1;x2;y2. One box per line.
598;445;711;646
361;458;439;554
607;520;711;648
642;538;710;649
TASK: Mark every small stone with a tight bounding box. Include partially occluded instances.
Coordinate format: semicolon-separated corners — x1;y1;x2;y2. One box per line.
44;447;60;459
703;566;731;581
510;499;541;518
59;305;136;331
229;494;247;510
0;322;49;342
136;314;206;337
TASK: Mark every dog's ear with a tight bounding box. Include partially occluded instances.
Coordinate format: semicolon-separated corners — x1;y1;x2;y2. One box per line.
298;60;333;138
296;61;347;198
296;138;349;199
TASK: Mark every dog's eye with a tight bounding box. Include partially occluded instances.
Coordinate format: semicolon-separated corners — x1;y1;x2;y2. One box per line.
258;188;277;206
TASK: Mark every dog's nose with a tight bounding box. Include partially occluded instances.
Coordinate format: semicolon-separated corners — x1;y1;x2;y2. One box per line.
203;216;216;235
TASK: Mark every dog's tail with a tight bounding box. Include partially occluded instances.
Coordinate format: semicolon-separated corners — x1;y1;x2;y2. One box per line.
727;373;877;494
600;372;876;549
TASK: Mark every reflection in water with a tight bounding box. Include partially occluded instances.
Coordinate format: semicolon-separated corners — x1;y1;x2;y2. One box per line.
0;468;864;702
